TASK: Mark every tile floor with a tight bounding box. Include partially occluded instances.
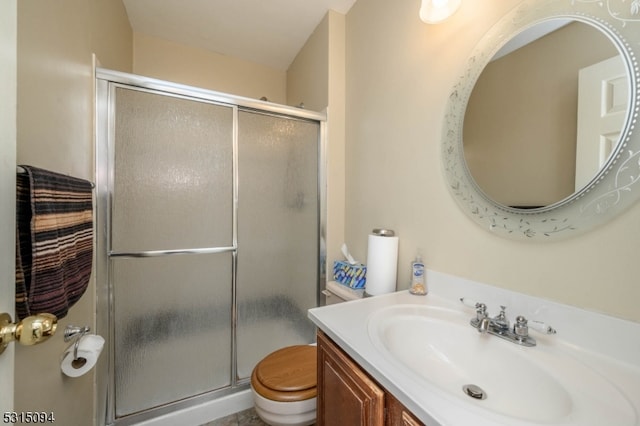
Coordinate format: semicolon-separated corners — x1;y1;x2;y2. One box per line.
200;408;268;426
201;408;316;426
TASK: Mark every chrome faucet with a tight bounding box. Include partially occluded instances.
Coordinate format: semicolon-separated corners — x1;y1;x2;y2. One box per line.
461;298;556;347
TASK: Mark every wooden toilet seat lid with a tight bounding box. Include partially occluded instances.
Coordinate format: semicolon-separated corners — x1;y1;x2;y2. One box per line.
252;345;317;402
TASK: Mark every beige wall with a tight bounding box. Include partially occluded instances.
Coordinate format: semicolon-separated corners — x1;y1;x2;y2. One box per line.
16;1;132;424
326;12;347;279
287;11;347;283
287;14;329;111
345;0;640;322
133;32;287;103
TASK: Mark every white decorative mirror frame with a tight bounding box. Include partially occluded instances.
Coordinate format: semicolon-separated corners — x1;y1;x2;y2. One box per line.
442;0;640;240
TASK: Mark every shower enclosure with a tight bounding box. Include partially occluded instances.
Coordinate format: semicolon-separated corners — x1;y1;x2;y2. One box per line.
95;70;325;425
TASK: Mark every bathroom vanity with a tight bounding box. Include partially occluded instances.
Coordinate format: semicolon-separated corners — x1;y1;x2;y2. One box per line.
308;0;640;422
317;330;423;425
308;270;640;426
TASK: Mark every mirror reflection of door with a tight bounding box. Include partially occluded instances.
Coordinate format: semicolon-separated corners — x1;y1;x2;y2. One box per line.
463;20;624;209
575;55;628;191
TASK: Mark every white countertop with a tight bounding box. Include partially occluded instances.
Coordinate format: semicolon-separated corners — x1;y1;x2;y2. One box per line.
308;270;640;426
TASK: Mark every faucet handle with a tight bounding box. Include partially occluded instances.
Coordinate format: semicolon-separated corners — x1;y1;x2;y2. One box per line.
528;320;557;335
460;297;480;308
514;316;529;337
459;297;476;308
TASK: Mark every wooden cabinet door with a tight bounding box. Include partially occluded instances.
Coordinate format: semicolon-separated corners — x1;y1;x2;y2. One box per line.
317;331;385;426
386;393;425;426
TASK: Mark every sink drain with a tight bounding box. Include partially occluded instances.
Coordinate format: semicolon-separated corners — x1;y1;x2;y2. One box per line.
462;384;487;400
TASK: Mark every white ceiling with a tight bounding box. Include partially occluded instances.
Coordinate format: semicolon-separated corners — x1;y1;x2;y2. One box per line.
123;0;358;71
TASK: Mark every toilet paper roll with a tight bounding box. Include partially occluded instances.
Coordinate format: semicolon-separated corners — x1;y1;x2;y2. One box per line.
61;334;105;378
365;232;399;296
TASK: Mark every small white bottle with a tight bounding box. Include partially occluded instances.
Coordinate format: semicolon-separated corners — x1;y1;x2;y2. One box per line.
409;254;427;295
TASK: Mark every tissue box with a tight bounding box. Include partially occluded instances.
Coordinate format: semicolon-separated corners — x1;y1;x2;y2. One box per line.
332;260;366;289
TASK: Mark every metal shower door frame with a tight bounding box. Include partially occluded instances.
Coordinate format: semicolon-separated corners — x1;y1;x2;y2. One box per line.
95;68;326;426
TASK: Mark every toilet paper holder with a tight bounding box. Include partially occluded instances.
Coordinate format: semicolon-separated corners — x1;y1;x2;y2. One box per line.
64;325;90;367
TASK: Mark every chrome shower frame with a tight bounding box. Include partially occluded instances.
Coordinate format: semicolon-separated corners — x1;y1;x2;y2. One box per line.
95;68;327;426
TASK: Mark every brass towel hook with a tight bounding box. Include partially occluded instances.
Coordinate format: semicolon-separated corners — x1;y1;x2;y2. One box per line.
0;312;58;355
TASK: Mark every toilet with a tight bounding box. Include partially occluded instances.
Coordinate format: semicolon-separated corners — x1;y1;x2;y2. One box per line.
250;281;363;426
251;345;317;426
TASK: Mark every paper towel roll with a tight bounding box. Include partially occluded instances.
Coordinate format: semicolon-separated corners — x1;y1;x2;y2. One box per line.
61;334;105;378
365;231;399;296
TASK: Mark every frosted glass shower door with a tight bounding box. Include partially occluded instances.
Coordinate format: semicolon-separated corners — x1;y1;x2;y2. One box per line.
110;87;234;417
235;111;320;379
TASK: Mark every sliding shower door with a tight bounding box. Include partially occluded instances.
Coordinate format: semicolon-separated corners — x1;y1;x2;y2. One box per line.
109;87;235;417
236;111;320;379
96;71;325;425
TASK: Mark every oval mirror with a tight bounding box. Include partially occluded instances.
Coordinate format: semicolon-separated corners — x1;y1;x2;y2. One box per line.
442;0;640;240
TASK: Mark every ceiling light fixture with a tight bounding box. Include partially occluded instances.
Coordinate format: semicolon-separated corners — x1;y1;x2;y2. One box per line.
419;0;462;24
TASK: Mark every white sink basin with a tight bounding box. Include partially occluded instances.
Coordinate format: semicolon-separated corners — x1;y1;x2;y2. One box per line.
367;304;637;425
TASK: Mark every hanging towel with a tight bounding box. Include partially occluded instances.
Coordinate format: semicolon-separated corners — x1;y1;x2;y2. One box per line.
15;165;94;320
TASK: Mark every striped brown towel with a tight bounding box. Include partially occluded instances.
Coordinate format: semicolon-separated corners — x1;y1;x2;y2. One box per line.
15;165;93;320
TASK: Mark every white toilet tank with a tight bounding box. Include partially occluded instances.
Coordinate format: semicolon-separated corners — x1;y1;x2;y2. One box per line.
322;281;365;305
